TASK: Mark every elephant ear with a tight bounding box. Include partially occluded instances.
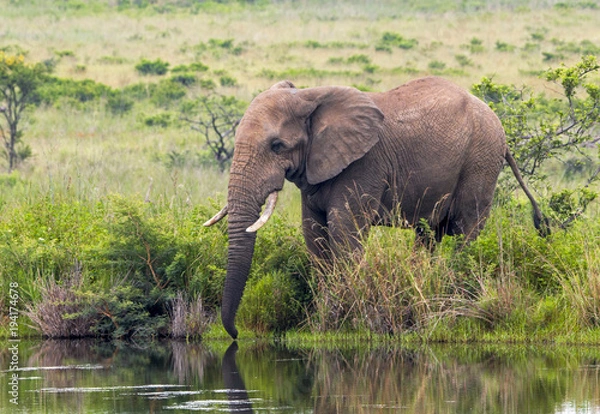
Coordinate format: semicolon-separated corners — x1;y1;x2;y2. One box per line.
299;86;384;185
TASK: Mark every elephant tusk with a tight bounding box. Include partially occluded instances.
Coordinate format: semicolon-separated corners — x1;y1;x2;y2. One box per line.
246;191;278;233
203;204;228;227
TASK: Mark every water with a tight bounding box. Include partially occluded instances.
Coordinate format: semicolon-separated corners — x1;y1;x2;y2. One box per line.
2;339;600;413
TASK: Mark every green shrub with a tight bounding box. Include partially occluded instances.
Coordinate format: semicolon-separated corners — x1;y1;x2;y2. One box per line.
376;32;418;52
150;79;187;107
237;270;305;333
219;74;237;87
347;54;371;64
122;82;156;100
38;77;111;105
496;41;516;52
455;54;473;67
237;215;311;333
462;37;485;53
170;72;198;86
171;62;209;73
106;91;134;115
141;112;172;128
135;58;170;76
428;60;446;71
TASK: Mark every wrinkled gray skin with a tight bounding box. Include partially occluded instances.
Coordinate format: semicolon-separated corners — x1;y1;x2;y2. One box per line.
215;76;544;339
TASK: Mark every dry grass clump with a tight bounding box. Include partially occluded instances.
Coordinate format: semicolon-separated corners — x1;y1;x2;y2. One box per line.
169;291;213;339
25;264;95;338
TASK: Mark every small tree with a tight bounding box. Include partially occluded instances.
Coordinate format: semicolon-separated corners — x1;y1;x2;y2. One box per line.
181;94;246;172
0;51;49;172
472;55;600;226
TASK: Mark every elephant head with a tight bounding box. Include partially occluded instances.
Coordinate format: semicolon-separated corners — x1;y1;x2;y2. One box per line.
205;81;384;338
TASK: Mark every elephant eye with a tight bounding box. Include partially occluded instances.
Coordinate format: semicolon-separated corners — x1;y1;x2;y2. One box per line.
270;139;285;154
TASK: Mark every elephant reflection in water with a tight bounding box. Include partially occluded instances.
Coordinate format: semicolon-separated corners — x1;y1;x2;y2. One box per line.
222;342;253;413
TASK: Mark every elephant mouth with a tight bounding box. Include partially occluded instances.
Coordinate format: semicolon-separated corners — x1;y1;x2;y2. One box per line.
204;191;279;232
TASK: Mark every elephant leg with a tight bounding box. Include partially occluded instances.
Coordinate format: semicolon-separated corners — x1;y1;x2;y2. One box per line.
327;207;370;262
447;189;495;243
302;201;331;263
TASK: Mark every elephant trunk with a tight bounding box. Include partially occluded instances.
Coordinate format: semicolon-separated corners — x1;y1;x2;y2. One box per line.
221;170;264;339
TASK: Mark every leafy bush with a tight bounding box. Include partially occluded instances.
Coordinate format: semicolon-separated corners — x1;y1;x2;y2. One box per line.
106;90;134;115
238;215;311;333
135;58;170;76
1;52;50;171
171;62;209;73
455;54;473;67
472;56;600;229
170;72;198;86
38;77;111;105
122;82;156;100
428;60;446;71
141;112;172;128
150;79;187;107
496;41;516;52
462;37;485;53
219;74;237;87
375;32;418;53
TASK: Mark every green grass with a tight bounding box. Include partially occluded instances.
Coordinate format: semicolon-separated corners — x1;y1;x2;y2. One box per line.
1;0;599;342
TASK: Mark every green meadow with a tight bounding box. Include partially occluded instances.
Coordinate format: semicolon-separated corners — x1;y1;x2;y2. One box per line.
0;0;599;342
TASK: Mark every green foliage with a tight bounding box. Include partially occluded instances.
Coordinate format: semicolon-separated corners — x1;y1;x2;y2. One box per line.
180;93;247;171
0;52;50;171
170;72;198;87
238;270;305;333
472;56;600;186
0;192;230;338
106;90;134;115
83;285;169;339
38;77;111;105
141;112;172;128
347;54;371;64
428;60;446;71
304;40;367;49
495;41;516;52
135;58;170;76
375;32;418;52
455;54;474;67
189;38;245;57
238;214;311;333
150;79;187;108
462;37;485;53
171;62;209;73
219;74;238;87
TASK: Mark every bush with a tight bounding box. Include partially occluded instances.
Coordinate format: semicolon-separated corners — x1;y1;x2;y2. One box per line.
106;91;134;115
150;79;187;107
141;112;172;128
170;72;197;86
135;58;170;76
237;270;305;333
171;62;209;73
375;32;418;52
38;77;111;105
472;56;600;229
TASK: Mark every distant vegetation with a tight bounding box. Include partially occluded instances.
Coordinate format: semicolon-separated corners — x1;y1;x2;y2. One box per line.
0;0;599;342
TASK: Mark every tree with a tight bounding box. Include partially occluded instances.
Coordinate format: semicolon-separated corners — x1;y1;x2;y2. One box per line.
472;55;600;226
181;94;246;172
0;51;49;172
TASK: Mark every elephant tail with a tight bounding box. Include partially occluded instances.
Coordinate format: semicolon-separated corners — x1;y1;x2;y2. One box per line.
505;149;550;237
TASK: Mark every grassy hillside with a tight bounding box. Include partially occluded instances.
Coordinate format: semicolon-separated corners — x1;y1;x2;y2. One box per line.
0;0;599;341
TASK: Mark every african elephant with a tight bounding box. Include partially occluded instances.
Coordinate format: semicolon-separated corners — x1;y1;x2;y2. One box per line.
205;76;546;339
